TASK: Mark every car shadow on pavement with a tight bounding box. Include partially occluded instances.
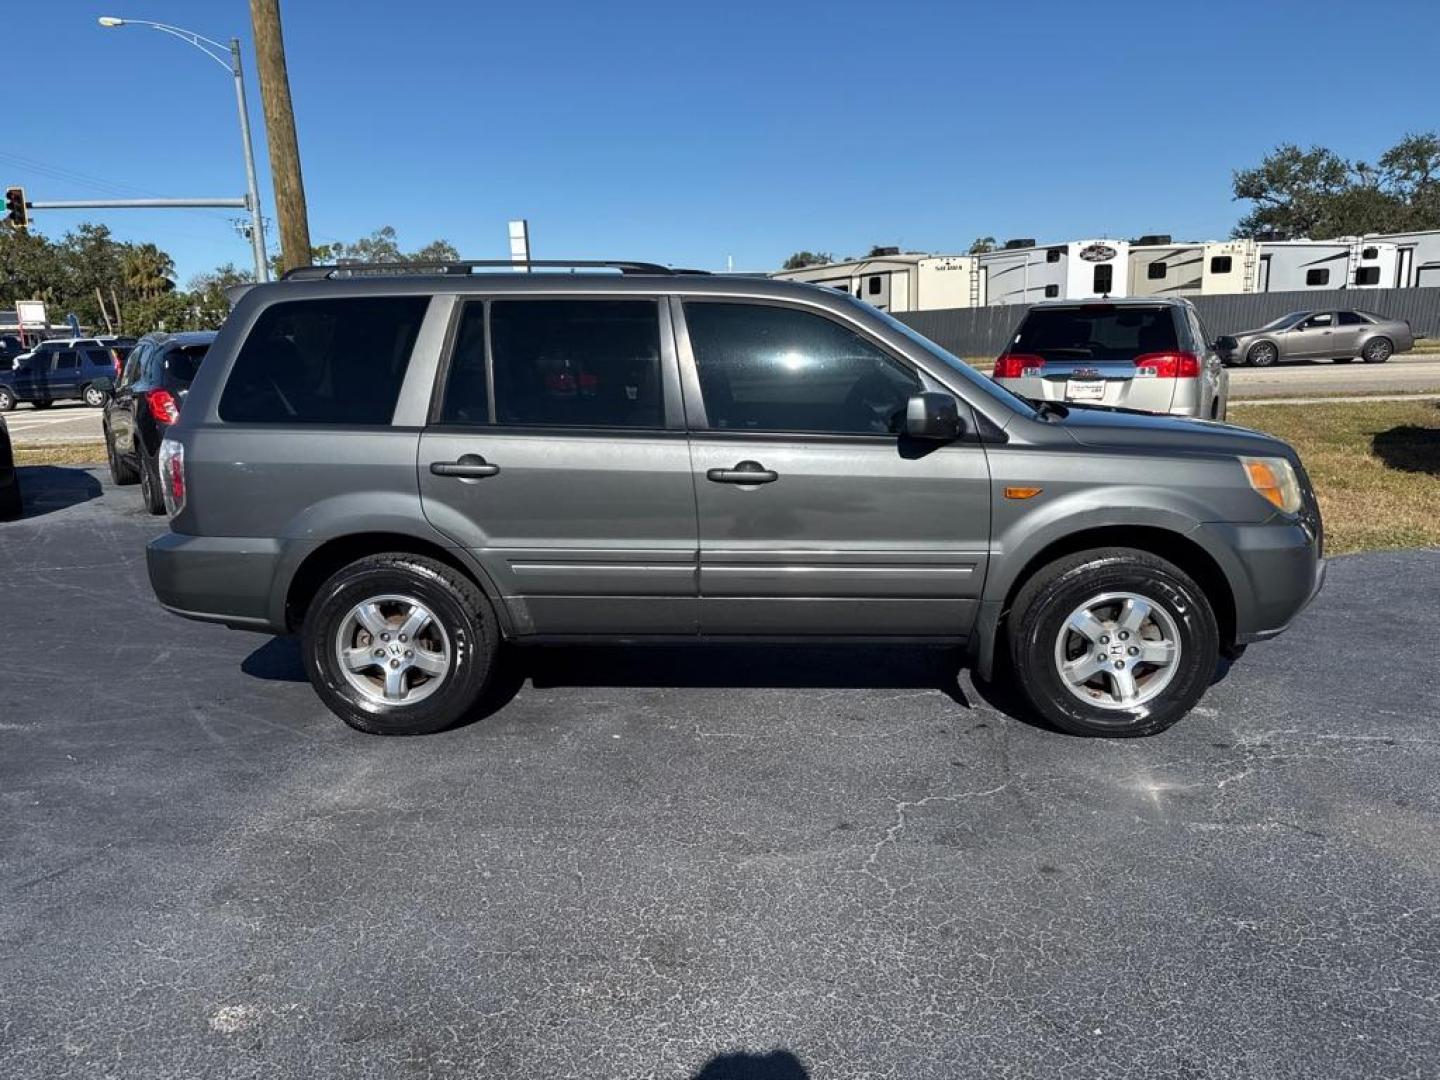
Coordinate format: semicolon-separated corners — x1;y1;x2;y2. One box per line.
12;466;102;520
1372;410;1440;476
689;1050;810;1079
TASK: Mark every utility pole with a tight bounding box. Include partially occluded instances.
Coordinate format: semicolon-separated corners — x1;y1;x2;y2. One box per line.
249;0;311;275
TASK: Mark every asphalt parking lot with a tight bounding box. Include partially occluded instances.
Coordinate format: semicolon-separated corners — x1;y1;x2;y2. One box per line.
2;465;1439;1079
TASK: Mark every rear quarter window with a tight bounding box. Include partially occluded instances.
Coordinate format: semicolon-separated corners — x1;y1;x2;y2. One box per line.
219;297;428;424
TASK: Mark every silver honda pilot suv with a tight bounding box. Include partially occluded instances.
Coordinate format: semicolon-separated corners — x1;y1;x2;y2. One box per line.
147;260;1324;738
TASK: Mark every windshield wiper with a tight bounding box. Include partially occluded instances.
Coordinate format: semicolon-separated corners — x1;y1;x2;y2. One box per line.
1023;396;1069;420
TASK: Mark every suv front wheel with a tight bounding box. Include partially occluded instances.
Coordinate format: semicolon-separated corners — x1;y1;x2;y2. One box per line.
1007;547;1219;737
302;553;500;735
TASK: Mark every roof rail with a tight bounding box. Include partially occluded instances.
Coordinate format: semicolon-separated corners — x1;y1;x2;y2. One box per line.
281;259;683;281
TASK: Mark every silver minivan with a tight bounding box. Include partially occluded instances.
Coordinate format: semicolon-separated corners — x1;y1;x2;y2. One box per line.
992;298;1228;420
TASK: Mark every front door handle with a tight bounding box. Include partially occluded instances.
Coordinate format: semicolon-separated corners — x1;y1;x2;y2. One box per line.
706;460;778;485
430;454;501;479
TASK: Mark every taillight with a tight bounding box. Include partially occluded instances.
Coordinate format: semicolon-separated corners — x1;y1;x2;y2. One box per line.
1134;351;1200;378
147;389;180;425
993;353;1045;379
157;438;185;517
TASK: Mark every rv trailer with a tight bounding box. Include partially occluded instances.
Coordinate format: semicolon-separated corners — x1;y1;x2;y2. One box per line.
771;253;979;313
1129;240;1205;297
1201;240;1260;294
1363;229;1440;288
976;239;1131;305
1348;239;1398;289
1255;240;1353;292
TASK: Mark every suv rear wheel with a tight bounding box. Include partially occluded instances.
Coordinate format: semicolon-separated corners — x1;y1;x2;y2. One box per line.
1007;547;1219;737
0;387;15;412
302;553;499;735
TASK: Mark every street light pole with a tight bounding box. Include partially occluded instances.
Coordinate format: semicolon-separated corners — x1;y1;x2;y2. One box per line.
227;37;269;282
98;17;270;282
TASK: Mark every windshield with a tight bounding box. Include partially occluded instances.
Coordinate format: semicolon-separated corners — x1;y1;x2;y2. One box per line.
1009;305;1179;361
861;301;1037;416
1259;311;1309;331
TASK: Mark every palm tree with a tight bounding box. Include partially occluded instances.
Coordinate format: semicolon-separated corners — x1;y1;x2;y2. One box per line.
121;243;176;300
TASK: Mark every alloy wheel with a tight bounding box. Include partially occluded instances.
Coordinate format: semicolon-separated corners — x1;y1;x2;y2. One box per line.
334;594;452;706
1053;591;1181;710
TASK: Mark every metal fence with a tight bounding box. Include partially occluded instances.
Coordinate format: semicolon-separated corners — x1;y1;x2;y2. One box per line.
894;287;1440;358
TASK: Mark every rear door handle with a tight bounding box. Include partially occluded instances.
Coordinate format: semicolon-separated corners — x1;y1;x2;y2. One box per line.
706;460;778;485
430;454;500;479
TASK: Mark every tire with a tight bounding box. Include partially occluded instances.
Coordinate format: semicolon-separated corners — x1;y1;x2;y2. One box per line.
1362;337;1393;364
1006;547;1220;738
138;453;166;514
0;387;15;412
104;424;140;486
1245;341;1278;367
0;473;21;521
302;553;500;735
31;399;53;410
82;384;108;407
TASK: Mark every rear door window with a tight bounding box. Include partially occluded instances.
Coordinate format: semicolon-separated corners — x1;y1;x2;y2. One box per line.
53;351;79;370
1336;311;1367;326
1011;306;1178;361
482;299;663;429
219;297;428;424
683;301;921;435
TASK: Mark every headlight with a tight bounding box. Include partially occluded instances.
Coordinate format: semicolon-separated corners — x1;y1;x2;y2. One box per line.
1239;455;1301;515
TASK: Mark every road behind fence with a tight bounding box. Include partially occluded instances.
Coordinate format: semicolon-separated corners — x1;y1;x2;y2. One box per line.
894;286;1440;358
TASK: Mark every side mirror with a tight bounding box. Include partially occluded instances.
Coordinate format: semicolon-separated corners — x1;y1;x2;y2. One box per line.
904;391;962;441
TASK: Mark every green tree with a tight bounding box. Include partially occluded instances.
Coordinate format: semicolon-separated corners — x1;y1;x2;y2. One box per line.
780;250;834;270
188;263;254;327
121;243;176;300
122;292;200;336
968;236;997;254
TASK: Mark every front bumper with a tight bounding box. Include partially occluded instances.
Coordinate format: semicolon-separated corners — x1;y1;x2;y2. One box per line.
147;531;287;632
1197;518;1325;642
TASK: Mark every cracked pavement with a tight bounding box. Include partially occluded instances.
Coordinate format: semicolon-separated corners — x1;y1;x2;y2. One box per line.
2;466;1439;1079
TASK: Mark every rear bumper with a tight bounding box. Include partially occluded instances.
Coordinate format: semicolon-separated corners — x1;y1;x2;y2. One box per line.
1197;519;1325;642
146;531;287;633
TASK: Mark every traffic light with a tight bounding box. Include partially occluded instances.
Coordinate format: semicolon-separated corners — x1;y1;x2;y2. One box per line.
5;187;27;230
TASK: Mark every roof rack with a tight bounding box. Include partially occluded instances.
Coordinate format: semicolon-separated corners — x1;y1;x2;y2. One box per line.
281;259;684;281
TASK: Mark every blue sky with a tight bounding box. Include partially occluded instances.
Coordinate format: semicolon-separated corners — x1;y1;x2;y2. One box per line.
10;0;1439;283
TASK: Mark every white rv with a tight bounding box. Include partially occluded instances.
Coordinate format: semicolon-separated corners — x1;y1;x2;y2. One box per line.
975;239;1130;305
1128;242;1206;297
1129;239;1262;296
1200;240;1260;294
771;253;979;313
1362;229;1440;288
1255;240;1353;292
1347;239;1398;289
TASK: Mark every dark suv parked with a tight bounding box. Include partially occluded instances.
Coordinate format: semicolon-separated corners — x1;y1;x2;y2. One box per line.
147;260;1324;738
0;344;117;410
103;331;216;513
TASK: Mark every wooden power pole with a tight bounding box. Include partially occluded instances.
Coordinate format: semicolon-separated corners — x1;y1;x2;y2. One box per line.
249;0;311;275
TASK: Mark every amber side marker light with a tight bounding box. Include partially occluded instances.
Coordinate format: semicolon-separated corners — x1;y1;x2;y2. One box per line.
1004;486;1043;500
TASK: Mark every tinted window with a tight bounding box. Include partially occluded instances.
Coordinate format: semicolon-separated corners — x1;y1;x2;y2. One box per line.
1045;248;1062;263
489;300;662;428
163;343;210;384
1354;266;1380;286
684;302;921;435
120;344;147;387
220;297;427;424
81;348;112;368
1363;247;1378;259
438;302;490;424
1300;313;1333;329
54;351;79;369
1337;311;1369;326
866;276;882;296
1094;264;1114;294
1306;268;1329;286
1147;262;1167;280
1210;255;1233;274
1043;284;1060;298
1012;305;1178;361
